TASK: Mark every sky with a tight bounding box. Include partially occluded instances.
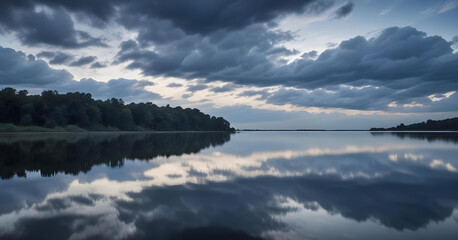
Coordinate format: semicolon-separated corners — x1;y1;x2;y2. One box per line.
0;0;457;129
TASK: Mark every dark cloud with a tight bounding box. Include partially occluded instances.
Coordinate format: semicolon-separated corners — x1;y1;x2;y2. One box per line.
0;45;161;102
238;90;269;98
117;0;335;36
261;86;393;111
90;62;106;69
2;1;457;113
182;94;192;99
167;83;183;88
187;84;208;92
260;27;458;111
69;56;96;67
453;36;458;46
117;26;457;90
120;17;187;47
334;1;354;19
300;50;318;59
0;0;116;24
36;51;55;59
0;0;338;48
49;52;74;65
325;42;338;48
266;47;299;58
261;84;458;112
0;4;106;48
115;24;294;81
116;26;458;112
210;84;236;93
0;46;73;85
27;54;35;61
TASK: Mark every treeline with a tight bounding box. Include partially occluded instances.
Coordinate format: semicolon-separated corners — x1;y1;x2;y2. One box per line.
370;117;458;131
0;88;234;131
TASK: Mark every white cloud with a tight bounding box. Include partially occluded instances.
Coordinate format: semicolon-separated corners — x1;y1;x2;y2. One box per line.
438;1;458;13
379;8;392;16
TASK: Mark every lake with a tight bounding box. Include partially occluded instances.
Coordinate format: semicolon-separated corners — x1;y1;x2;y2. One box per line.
0;131;458;240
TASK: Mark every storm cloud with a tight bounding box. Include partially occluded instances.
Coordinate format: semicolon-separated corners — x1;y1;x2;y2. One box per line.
69;56;97;67
49;53;74;65
210;84;237;93
187;84;208;92
0;0;339;48
0;3;106;48
90;62;106;69
114;24;295;80
167;83;183;88
0;0;456;115
36;51;75;65
117;26;457;89
0;46;73;85
334;1;354;18
116;26;458;112
0;45;160;102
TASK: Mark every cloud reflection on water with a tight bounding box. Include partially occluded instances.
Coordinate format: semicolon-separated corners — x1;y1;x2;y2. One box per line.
0;132;458;240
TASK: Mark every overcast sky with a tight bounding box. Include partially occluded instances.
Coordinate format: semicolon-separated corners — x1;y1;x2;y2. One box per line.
1;0;457;129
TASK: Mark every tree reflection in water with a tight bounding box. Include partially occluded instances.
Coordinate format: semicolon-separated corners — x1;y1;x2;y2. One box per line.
0;132;231;179
1;132;458;240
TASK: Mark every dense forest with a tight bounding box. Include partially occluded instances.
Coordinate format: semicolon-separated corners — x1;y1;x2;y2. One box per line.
0;87;234;131
370;117;458;131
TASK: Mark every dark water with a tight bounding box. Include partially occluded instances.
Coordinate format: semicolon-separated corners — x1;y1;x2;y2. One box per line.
1;131;458;240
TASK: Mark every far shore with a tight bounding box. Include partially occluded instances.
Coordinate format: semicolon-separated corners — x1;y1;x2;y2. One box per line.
0;130;235;135
3;130;458;135
0;123;236;134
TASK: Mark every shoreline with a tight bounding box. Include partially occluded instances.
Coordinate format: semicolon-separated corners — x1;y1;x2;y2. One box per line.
2;130;458;135
0;130;235;135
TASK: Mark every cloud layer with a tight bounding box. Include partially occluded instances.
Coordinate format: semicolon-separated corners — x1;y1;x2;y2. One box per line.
0;46;160;102
0;0;457;116
115;26;458;111
0;2;106;48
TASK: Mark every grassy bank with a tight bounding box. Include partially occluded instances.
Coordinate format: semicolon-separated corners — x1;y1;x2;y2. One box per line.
0;123;88;132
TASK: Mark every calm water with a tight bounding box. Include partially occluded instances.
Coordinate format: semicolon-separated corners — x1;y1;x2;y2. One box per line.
1;131;458;240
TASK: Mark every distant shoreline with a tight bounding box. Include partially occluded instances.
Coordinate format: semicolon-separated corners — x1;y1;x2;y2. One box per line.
0;129;458;135
370;117;458;131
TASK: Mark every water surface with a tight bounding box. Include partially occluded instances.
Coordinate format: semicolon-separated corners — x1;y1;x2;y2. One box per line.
1;131;458;240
